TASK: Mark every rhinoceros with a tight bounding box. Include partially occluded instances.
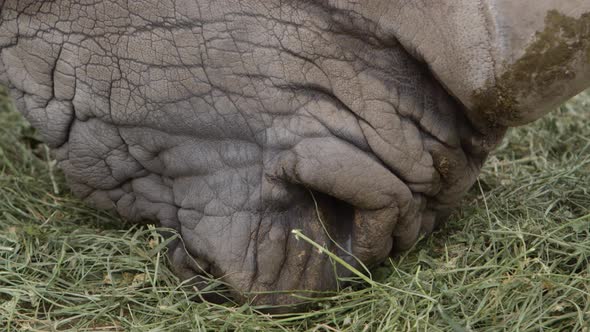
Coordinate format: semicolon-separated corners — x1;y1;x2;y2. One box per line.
1;0;589;309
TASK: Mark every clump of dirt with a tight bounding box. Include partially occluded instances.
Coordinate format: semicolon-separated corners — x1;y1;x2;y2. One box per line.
472;10;590;128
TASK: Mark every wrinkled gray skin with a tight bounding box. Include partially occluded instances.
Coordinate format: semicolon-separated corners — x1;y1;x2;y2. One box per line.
1;0;589;308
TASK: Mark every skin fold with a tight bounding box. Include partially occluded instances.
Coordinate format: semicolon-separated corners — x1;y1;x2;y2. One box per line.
0;0;588;309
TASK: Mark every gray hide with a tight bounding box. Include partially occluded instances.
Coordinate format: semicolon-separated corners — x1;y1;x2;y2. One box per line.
0;0;588;308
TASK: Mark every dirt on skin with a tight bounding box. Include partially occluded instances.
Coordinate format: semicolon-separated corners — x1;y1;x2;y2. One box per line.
472;10;590;128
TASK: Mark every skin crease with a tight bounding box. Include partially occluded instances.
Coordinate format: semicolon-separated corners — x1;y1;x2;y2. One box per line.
0;0;588;309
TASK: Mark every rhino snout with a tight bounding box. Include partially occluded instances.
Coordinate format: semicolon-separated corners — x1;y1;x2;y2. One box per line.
0;0;588;309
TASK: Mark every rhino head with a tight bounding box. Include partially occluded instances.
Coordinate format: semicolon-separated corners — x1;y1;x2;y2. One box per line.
0;0;588;309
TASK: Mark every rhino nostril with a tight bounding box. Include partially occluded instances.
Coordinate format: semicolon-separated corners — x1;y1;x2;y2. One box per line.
308;190;355;254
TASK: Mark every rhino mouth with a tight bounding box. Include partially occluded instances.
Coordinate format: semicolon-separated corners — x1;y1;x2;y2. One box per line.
168;189;360;307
